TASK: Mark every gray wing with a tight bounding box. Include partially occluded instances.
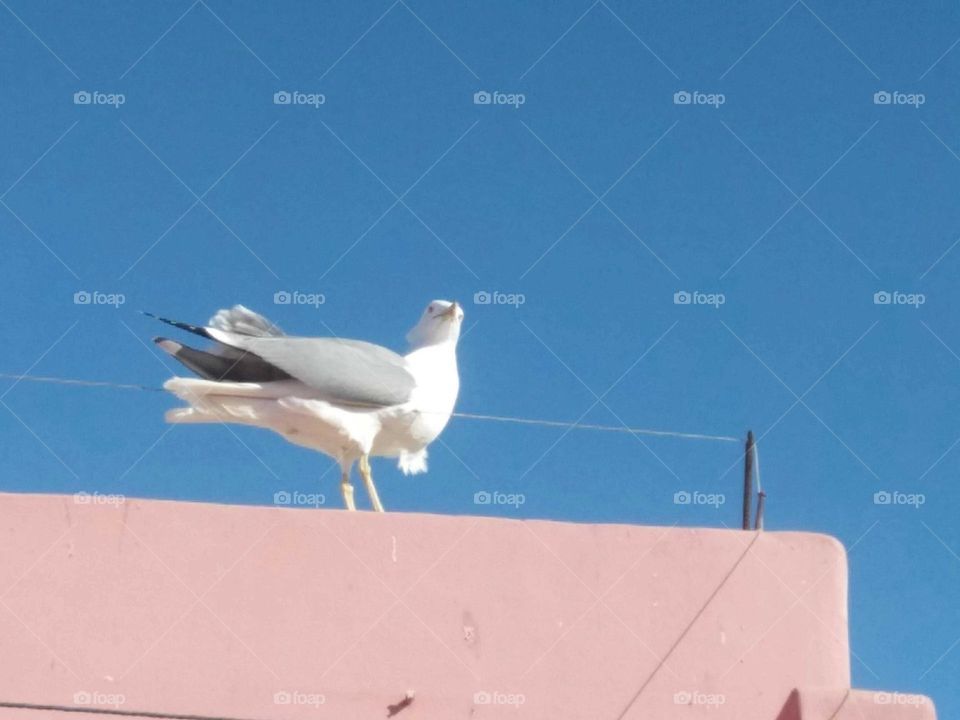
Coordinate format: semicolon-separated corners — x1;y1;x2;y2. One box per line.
208;305;285;338
209;330;416;407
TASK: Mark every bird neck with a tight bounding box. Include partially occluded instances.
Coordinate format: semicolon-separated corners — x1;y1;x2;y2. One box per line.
405;339;456;361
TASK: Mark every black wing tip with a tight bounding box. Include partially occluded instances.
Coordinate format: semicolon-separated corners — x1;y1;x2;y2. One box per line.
143;312;212;340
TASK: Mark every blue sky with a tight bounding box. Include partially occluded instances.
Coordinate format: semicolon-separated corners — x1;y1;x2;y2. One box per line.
1;0;958;712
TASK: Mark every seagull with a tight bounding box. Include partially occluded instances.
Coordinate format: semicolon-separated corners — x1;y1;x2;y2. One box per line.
147;300;463;512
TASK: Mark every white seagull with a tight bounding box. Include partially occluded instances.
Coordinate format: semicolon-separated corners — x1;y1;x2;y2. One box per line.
148;300;463;511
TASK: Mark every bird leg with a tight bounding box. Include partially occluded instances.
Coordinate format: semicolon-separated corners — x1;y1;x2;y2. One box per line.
359;455;385;512
340;471;356;511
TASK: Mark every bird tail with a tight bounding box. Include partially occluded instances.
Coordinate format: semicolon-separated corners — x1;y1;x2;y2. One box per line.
163;377;292;401
162;378;287;425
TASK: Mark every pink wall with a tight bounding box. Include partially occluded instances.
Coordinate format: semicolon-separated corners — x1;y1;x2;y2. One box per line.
0;492;936;719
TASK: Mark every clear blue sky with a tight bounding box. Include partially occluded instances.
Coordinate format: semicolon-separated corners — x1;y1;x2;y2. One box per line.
1;0;958;712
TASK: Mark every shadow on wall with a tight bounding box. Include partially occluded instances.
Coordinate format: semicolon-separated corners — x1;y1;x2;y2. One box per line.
776;690;801;720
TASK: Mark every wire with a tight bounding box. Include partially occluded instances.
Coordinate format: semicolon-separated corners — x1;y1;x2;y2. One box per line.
0;372;739;443
0;701;266;720
451;411;739;443
0;373;164;393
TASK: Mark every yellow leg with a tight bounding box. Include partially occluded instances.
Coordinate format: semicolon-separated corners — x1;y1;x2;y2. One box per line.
340;471;356;511
359;455;385;512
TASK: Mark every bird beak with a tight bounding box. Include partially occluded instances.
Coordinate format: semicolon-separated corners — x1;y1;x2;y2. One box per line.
438;302;460;319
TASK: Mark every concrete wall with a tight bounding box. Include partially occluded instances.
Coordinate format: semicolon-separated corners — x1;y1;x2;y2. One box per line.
0;492;935;719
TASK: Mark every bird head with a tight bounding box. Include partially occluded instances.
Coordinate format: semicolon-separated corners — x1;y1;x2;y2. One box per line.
406;299;463;348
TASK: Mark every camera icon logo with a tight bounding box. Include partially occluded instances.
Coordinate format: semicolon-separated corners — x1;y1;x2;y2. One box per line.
274;290;292;305
674;490;691;505
274;91;292;105
673;290;691;305
473;91;492;105
474;491;491;505
73;691;92;705
74;290;91;305
473;691;492;705
473;291;491;305
73;91;92;105
274;491;291;505
673;90;691;105
874;491;892;505
873;91;891;105
873;291;891;305
273;691;292;705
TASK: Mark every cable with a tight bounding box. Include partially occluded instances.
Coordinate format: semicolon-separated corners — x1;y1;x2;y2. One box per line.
451;411;739;442
0;701;266;720
0;372;738;443
0;373;164;393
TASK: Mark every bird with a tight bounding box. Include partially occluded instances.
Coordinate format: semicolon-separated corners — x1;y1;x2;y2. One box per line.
146;300;463;512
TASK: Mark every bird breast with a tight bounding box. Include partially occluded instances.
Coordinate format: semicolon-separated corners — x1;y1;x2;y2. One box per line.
397;344;460;446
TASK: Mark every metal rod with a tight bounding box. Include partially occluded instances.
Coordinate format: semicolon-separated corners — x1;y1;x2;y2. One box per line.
754;491;766;530
742;431;754;530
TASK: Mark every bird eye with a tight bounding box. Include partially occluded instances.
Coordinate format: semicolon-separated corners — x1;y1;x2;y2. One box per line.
428;305;435;313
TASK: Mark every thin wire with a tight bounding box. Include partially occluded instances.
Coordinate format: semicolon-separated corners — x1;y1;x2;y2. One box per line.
0;373;164;393
0;700;267;720
451;411;739;443
0;372;739;443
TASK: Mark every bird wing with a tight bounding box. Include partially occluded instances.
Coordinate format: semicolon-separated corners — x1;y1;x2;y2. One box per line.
208;304;285;338
148;307;416;407
206;329;416;408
